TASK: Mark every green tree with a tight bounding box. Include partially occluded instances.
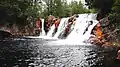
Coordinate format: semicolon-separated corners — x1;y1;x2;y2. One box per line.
69;1;89;15
53;0;64;17
42;0;65;17
109;0;120;40
42;0;91;18
85;0;114;14
0;0;42;27
42;0;54;16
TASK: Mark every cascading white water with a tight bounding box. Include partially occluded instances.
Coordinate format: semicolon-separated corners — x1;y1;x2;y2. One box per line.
67;14;98;40
29;13;98;44
40;19;46;36
66;19;98;44
47;17;70;38
53;18;69;38
47;24;55;37
46;13;99;45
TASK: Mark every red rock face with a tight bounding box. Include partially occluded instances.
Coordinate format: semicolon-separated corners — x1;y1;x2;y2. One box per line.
95;23;104;40
90;22;113;46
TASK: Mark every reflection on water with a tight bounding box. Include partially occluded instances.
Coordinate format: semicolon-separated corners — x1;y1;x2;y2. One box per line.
0;38;119;67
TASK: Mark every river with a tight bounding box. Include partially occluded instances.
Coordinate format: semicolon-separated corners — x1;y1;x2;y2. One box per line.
0;37;119;67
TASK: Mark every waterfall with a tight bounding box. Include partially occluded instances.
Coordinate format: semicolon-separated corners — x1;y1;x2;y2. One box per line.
46;13;99;44
40;19;46;36
28;13;99;44
47;17;69;38
47;24;55;37
53;18;69;38
67;14;98;40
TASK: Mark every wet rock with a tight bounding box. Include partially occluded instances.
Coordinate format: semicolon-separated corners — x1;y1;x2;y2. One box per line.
100;17;116;42
0;30;12;40
116;50;120;60
99;17;110;27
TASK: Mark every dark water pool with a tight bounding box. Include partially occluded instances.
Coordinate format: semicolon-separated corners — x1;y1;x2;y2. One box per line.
0;38;119;67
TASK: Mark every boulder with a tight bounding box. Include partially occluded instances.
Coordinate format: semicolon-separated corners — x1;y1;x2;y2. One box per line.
116;50;120;60
0;30;12;40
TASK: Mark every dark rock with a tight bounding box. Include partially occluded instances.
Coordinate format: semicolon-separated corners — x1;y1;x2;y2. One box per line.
0;30;12;40
99;17;110;27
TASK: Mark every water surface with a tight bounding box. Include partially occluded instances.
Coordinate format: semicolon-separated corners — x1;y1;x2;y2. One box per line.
0;38;119;67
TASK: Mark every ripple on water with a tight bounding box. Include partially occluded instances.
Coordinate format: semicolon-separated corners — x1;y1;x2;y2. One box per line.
0;38;118;67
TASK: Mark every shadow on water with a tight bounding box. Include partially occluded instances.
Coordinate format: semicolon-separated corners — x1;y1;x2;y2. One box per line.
0;38;120;67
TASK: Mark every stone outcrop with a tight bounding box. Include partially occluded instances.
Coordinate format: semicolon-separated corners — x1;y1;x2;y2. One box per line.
90;16;117;47
0;30;12;40
99;17;116;42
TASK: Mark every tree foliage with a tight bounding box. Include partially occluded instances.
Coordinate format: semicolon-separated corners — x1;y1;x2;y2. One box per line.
70;1;87;15
85;0;114;16
109;0;120;40
0;0;93;27
0;0;42;27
